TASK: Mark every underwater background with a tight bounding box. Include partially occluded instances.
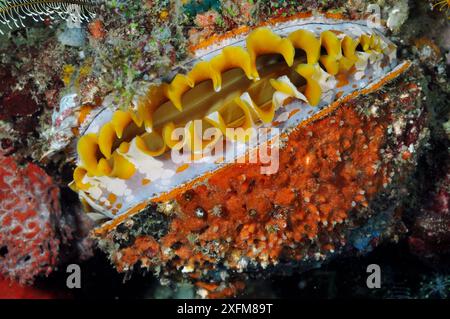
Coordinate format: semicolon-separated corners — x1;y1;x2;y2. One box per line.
0;0;449;299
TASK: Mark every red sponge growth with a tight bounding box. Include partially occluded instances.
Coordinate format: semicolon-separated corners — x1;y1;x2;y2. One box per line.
0;155;60;284
0;276;56;299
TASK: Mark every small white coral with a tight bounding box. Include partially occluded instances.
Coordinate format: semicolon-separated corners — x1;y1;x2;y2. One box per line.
386;0;409;33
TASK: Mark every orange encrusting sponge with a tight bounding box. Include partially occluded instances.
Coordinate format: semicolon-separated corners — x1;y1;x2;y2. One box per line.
113;102;389;272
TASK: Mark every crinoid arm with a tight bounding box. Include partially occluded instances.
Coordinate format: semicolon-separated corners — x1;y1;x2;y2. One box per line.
0;0;99;34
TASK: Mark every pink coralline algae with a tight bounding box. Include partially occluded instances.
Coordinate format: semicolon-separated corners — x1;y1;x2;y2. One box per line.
195;10;220;28
0;155;61;284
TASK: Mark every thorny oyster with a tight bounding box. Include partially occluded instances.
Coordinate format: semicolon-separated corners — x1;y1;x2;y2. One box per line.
72;15;403;218
69;14;429;298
